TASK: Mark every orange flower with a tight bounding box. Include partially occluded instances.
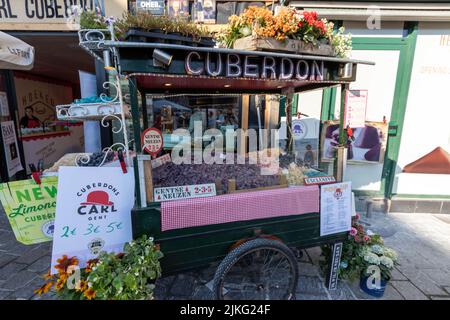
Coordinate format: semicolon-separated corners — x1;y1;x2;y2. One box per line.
55;255;79;274
54;273;68;291
34;282;53;295
43;269;53;281
84;288;96;300
115;252;125;259
76;280;88;292
85;258;99;273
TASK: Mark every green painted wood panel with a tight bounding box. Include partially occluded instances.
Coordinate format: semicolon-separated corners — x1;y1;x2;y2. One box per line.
132;206;346;274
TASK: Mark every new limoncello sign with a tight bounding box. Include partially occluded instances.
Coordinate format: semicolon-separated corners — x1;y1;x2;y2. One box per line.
0;176;58;244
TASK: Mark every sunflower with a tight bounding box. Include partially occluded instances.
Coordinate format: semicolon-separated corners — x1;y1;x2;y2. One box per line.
84;288;96;300
34;282;53;295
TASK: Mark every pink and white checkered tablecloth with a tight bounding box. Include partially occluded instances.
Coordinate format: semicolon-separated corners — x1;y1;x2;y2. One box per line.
160;186;319;231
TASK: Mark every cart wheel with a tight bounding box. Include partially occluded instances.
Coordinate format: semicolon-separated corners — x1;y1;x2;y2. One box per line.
213;238;299;300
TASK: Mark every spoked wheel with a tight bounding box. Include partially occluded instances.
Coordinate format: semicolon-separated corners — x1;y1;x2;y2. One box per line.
213;238;299;300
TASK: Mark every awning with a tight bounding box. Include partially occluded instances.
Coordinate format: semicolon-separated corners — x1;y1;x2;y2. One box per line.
0;31;35;70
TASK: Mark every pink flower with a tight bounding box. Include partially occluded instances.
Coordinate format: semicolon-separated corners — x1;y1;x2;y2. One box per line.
363;235;370;242
354;235;361;243
350;227;357;236
355;213;360;220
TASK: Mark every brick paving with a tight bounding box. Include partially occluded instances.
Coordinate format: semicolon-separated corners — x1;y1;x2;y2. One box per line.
1;202;450;300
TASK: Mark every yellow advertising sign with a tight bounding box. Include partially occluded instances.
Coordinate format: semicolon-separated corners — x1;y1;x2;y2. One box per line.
0;177;58;245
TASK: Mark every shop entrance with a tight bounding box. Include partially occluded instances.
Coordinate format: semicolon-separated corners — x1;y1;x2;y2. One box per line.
6;32;95;176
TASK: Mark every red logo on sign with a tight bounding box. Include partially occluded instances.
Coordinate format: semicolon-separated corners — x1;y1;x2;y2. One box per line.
81;191;114;206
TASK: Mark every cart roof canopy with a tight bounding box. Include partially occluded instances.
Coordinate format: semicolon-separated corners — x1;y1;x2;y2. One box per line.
80;31;374;94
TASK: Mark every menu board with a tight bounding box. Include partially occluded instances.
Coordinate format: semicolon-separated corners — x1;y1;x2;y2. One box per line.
320;182;352;236
344;90;368;128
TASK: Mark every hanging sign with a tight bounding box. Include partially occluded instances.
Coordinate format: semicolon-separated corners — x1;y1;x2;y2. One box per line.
50;167;134;274
1;121;23;177
141;127;163;156
344;90;368;128
0;177;58;245
320;182;352;236
154;183;216;202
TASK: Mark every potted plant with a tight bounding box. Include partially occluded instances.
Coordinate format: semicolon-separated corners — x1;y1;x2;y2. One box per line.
358;243;398;297
320;214;398;298
35;235;163;300
114;12;214;47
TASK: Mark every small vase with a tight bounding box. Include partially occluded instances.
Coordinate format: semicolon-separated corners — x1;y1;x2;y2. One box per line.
359;275;388;298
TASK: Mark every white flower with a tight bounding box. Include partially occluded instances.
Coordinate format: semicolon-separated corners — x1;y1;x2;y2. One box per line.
383;248;398;261
380;256;394;269
364;252;380;265
371;245;384;255
366;229;375;236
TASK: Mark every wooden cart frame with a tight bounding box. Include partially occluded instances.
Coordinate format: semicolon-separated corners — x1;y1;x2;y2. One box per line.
79;29;374;299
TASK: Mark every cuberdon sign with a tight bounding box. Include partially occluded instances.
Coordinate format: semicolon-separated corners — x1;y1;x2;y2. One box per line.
184;51;327;81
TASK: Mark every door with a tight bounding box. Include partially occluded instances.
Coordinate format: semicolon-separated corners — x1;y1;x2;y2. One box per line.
321;24;418;198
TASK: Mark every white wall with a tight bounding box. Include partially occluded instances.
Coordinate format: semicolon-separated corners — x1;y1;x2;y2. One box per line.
393;22;450;196
343;21;404;38
297;89;324;119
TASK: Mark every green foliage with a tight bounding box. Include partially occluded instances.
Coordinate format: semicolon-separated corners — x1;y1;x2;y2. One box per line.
36;235;163;300
80;10;107;30
114;12;211;40
87;235;163;300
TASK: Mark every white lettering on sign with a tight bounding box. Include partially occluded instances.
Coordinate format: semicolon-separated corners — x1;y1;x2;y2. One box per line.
140;1;161;9
184;51;325;81
136;0;164;14
0;0;103;20
304;176;336;186
154;184;216;202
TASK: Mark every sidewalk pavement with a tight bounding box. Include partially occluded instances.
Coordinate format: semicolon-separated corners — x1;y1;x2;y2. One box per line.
1;205;450;300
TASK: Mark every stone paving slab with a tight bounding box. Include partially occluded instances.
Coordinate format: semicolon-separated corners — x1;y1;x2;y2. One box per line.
2;202;450;300
390;281;429;300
